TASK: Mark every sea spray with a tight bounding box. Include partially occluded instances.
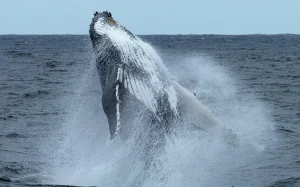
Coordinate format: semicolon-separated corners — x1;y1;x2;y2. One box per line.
49;52;275;186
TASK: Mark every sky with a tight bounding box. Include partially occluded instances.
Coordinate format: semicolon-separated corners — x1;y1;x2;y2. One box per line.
0;0;299;35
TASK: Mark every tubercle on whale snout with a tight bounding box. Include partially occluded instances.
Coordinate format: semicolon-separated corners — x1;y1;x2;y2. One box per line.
94;11;112;17
90;10;116;24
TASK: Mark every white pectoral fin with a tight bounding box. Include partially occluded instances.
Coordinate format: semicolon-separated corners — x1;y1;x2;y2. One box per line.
171;80;221;130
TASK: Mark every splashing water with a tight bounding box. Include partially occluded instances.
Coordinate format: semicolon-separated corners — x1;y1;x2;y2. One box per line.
47;53;275;187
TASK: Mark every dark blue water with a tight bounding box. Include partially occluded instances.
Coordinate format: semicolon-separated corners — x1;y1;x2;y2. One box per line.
0;35;299;187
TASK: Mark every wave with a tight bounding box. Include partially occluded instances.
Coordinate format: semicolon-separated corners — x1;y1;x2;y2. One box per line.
48;70;68;72
5;50;33;57
268;177;300;187
0;115;17;120
0;176;11;182
23;90;50;99
4;133;27;138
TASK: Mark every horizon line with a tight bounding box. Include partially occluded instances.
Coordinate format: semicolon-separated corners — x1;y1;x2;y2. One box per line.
1;33;300;36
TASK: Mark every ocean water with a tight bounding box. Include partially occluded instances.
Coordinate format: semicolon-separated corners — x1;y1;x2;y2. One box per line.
0;34;299;187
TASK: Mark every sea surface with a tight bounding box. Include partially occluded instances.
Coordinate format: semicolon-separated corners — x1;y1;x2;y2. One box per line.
0;35;299;187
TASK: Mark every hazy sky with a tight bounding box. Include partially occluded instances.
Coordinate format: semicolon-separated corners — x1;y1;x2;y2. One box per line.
0;0;299;35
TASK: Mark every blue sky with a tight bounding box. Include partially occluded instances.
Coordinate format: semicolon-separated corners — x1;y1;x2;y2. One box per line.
0;0;299;34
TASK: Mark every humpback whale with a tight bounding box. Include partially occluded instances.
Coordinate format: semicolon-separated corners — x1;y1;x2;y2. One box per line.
89;11;223;139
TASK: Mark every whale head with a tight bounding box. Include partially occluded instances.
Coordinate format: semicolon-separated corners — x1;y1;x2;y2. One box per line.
89;11;119;41
89;11;136;46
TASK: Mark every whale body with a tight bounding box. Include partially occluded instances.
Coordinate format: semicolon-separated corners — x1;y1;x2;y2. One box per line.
89;11;221;139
